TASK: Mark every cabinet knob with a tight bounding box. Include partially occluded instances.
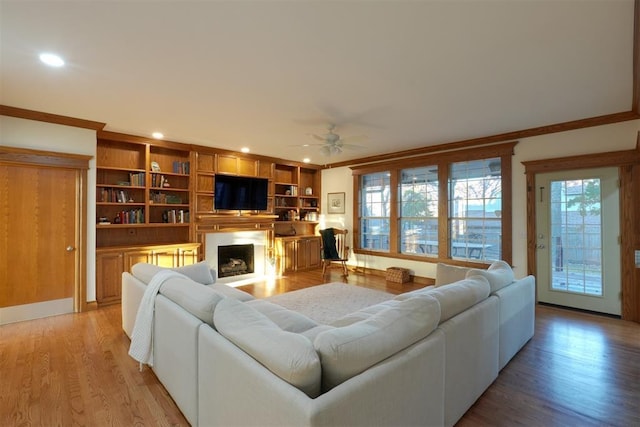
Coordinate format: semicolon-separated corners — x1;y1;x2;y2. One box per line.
66;245;76;252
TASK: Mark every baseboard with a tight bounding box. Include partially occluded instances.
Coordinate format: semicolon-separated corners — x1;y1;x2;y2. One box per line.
538;302;622;319
0;298;74;325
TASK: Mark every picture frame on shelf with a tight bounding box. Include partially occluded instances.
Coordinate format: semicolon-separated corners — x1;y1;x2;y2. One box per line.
151;161;161;172
327;192;345;214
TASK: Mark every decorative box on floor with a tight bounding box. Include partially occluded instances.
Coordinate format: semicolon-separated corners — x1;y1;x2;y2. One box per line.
386;267;411;283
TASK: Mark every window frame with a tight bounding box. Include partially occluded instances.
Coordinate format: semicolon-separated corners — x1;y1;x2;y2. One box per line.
351;142;515;266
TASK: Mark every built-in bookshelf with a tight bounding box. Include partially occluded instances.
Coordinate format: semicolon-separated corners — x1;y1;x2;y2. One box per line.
193;153;321;225
194;151;275;214
96;131;192;248
273;164;320;222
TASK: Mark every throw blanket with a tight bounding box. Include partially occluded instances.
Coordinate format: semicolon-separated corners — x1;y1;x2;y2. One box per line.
319;228;339;259
128;270;187;368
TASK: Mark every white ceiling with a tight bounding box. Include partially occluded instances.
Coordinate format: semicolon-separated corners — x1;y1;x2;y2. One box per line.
0;1;635;165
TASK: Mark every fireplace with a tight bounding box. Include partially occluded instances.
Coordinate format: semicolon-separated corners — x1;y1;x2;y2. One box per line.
218;244;254;278
205;230;269;285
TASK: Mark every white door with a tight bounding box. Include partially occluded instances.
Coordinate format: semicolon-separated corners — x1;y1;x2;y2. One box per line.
535;167;621;315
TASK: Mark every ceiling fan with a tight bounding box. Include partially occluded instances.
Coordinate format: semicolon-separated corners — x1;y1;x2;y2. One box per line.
304;124;367;156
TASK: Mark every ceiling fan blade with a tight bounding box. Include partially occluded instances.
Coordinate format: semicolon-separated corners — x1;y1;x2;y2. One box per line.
309;133;326;142
341;143;366;150
342;134;368;143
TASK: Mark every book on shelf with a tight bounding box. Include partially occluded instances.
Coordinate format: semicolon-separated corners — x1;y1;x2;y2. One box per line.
151;173;173;188
172;161;190;174
100;188;133;203
113;208;144;224
128;172;145;187
162;209;189;224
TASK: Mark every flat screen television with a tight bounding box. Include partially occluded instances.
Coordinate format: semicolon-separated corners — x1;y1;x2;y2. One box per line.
214;174;269;211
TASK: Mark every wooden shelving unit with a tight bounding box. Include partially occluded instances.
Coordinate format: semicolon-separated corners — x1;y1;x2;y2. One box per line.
95;133;323;304
95;131;198;306
96;132;192;248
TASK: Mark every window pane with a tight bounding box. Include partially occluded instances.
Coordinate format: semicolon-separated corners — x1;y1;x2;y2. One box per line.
399;166;438;256
360;172;391;252
449;158;502;261
550;178;603;296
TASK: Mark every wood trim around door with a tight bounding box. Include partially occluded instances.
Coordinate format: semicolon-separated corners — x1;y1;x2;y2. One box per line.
0;146;92;313
523;144;640;322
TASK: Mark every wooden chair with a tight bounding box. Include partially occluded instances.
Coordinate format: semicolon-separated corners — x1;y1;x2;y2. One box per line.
319;228;350;276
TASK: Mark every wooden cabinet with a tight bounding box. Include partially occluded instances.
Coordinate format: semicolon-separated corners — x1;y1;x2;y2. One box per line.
275;236;321;274
95;251;125;306
96;243;200;306
96;131;192;248
194;151;275;215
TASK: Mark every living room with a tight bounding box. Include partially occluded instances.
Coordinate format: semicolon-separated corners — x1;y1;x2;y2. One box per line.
1;1;640;426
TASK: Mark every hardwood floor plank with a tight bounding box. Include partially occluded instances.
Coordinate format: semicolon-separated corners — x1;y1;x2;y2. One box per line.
1;269;638;426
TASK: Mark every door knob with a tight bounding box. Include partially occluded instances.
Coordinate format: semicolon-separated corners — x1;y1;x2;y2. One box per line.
66;246;75;252
536;244;545;249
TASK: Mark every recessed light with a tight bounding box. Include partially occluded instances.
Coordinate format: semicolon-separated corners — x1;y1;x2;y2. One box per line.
152;132;164;139
241;147;250;153
39;52;65;67
303;158;311;163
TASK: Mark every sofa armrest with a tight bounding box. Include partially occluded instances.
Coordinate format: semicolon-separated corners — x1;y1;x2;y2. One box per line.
121;272;146;338
494;275;535;370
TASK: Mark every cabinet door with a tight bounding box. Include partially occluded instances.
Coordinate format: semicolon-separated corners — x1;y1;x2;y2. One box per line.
96;252;124;305
307;237;321;269
295;239;308;271
124;249;152;272
152;248;178;267
283;239;297;273
178;247;199;266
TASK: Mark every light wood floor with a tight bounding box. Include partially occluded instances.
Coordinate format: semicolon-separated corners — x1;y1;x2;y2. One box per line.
1;269;638;426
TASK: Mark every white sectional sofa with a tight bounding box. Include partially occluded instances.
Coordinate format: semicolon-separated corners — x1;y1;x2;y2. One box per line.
122;261;535;427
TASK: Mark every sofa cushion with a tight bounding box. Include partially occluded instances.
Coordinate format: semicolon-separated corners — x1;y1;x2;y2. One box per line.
329;298;410;327
207;283;255;302
245;299;319;333
314;295;440;391
131;261;215;285
435;263;471;286
159;277;224;326
465;260;515;293
213;298;322;398
392;285;436;303
427;275;490;322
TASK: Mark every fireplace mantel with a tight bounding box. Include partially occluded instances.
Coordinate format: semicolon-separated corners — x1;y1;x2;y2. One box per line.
195;214;278;234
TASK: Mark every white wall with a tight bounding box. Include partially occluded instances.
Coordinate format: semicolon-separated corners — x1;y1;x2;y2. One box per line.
321;119;640;280
0;116;97;301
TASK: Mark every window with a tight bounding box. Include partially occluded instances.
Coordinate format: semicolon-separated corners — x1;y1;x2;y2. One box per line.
448;159;502;261
359;172;390;251
399;166;438;256
352;142;514;265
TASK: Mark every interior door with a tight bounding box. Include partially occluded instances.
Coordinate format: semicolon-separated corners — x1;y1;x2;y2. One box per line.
0;163;78;322
535;167;621;315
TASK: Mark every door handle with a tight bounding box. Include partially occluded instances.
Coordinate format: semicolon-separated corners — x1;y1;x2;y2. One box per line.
66;246;75;252
536;244;545;249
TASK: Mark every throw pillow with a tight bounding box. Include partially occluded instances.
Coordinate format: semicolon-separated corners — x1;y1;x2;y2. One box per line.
131;261;215;285
465;260;515;293
314;295;440;391
213;298;322;398
435;263;471;286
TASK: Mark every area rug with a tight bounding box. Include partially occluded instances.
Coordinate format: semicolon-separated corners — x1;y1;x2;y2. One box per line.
265;283;394;324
